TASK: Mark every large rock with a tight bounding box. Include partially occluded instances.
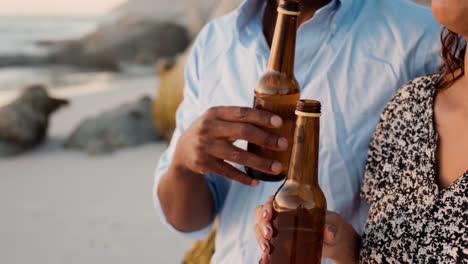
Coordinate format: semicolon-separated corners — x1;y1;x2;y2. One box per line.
0;85;69;156
65;96;160;155
411;0;431;6
48;19;190;70
109;0;218;37
4;0;235;70
0;55;46;68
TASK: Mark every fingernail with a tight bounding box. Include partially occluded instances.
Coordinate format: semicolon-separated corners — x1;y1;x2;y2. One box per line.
263;225;271;237
251;179;260;186
277;137;288;149
270;116;282;127
271;162;282;174
263;209;268;219
261;241;269;253
326;225;336;241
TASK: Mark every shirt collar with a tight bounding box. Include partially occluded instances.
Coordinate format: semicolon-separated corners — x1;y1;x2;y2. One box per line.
235;0;349;31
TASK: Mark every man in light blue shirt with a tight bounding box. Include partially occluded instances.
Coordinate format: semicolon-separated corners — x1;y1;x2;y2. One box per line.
153;0;441;263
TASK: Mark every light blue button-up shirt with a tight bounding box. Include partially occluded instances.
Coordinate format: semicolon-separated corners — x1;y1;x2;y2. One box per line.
153;0;441;263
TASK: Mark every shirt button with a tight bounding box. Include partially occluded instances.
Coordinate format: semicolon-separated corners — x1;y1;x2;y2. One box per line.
331;24;337;31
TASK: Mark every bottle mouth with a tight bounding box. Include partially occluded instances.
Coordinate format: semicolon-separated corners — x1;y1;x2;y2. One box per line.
296;99;321;114
279;0;300;12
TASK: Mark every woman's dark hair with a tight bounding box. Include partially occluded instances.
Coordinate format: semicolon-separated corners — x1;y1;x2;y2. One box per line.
438;27;466;89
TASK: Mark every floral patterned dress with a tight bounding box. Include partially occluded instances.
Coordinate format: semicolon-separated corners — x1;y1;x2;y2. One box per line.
360;74;468;263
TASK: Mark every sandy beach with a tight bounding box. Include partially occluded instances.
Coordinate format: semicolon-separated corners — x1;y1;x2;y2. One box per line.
0;75;192;264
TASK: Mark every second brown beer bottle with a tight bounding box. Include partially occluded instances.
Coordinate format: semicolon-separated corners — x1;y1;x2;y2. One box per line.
269;100;327;264
246;0;301;181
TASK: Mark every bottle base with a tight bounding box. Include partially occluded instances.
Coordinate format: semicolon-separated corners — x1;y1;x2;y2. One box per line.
246;167;286;182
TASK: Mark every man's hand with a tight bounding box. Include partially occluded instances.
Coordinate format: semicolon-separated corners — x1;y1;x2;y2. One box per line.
157;107;288;232
171;106;288;186
254;197;361;264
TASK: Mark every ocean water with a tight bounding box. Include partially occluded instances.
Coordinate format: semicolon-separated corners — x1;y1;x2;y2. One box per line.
0;15;156;95
0;15;112;94
0;15;98;56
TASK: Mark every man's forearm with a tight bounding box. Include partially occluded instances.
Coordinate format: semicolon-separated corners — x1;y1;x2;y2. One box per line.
157;164;215;232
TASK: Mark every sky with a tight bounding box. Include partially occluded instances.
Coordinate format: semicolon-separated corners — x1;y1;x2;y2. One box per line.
1;0;128;16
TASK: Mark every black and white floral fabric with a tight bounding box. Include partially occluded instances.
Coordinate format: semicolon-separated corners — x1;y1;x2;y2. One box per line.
360;74;468;263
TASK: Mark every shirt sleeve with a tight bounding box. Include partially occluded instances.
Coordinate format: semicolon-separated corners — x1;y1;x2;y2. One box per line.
359;112;388;205
359;79;410;205
152;26;231;240
360;77;422;205
410;23;443;77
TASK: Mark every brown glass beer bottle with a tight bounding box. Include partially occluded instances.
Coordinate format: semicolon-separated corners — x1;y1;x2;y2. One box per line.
246;0;301;181
269;100;327;264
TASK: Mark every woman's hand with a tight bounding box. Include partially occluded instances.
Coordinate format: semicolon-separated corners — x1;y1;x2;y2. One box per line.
254;196;361;264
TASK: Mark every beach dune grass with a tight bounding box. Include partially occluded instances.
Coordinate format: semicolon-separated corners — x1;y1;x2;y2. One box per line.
152;57;186;142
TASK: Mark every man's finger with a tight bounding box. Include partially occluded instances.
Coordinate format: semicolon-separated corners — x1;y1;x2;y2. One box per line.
209;120;288;151
209;106;283;128
209;159;259;186
206;140;282;174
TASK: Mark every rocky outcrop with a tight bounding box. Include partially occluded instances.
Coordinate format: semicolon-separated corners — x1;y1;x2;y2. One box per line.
0;55;46;68
46;42;120;71
2;19;191;71
65;96;160;155
3;0;233;70
110;0;218;37
411;0;431;6
0;85;69;156
47;19;190;71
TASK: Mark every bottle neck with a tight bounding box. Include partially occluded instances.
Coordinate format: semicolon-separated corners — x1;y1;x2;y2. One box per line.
286;114;320;186
267;8;298;76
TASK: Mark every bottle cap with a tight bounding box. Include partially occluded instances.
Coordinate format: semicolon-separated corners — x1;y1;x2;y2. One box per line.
296;99;321;116
279;1;300;12
278;1;300;16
